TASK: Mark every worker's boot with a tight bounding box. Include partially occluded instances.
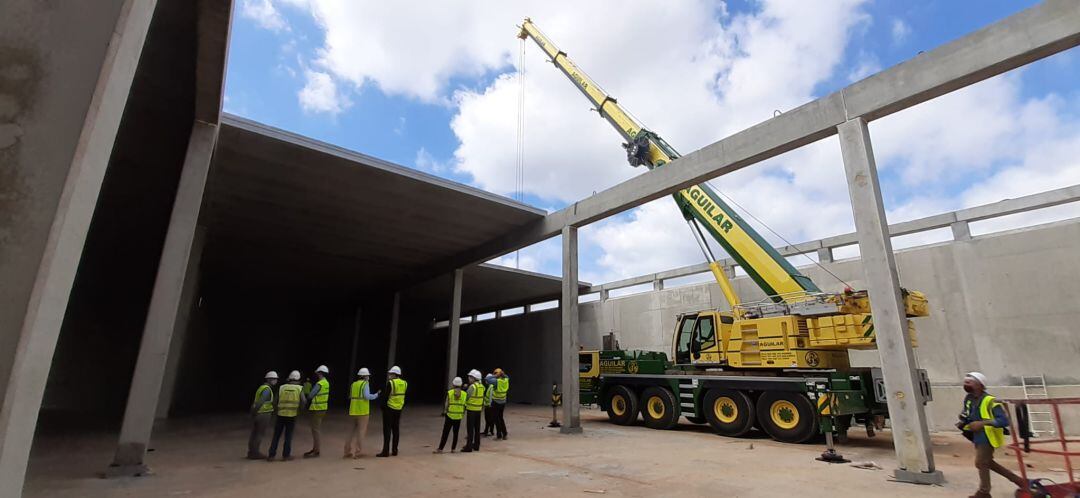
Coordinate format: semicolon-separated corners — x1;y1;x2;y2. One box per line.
303;449;320;458
967;492;991;498
247;452;267;460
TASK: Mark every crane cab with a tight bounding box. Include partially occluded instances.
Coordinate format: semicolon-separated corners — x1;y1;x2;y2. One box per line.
672;311;733;367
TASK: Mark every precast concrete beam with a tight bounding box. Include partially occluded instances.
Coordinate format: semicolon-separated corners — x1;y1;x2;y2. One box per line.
560;226;582;433
0;0;159;493
110;121;218;474
838;118;942;485
446;269;463;388
155;226;207;419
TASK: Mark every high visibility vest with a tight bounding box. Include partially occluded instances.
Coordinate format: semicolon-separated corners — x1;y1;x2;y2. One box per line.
349;380;370;416
466;384;485;411
310;378;330;411
493;377;509;401
387;378;408;411
277;384;303;417
483;383;494;407
446;389;467;420
965;394;1006;448
254;384;274;414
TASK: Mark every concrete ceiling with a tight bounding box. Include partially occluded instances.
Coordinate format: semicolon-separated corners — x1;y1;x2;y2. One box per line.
404;263;590;318
201;115;559;302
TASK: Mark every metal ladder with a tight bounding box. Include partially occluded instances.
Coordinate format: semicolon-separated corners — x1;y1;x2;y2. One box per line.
1021;375;1056;437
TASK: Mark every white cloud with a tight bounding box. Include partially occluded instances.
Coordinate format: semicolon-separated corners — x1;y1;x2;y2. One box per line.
891;18;911;45
414;147;448;174
298;70;349;114
240;0;290;32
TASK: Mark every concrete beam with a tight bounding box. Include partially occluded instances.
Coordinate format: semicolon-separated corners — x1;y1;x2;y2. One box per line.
425;1;1080;273
446;269;463;388
0;0;159;493
839;118;941;484
110;121;218;474
155;226;207;419
560;226;582;433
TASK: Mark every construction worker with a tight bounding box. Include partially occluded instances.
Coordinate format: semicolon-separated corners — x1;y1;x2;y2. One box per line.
462;369;485;453
960;371;1028;498
304;365;330;458
376;365;407;457
492;367;511;440
345;367;379;458
247;371;278;459
267;370;306;461
435;377;467;453
482;373;495;437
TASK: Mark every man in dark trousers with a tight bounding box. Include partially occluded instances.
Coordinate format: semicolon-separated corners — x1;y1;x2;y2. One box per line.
461;370;485;453
434;377;466;453
482;373;495;437
376;366;407;457
959;371;1028;498
267;370;306;461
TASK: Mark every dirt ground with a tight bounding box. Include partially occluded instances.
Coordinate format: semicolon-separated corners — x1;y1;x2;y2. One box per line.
24;405;1074;497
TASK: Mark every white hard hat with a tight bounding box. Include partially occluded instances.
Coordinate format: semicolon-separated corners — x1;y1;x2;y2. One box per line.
388;366;402;375
965;371;988;387
452;377;463;387
315;365;329;374
357;367;370;376
265;371;278;379
288;370;301;381
468;369;481;380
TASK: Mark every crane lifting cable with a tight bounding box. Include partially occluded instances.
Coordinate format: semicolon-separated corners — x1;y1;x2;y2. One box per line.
513;37;528;268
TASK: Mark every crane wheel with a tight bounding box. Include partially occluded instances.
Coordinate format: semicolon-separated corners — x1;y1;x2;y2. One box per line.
703;389;755;437
755;391;819;443
640;387;679;430
604;385;638;425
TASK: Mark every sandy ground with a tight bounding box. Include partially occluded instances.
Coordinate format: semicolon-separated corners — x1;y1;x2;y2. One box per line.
24;405;1073;497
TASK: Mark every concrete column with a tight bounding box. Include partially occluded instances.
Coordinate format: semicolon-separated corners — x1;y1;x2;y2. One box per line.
599;288;609;302
524;304;533;313
110;121;218;474
723;265;736;280
951;220;972;241
387;292;400;367
349;306;362;380
155;226;207;419
561;226;582;433
495;310;503;319
817;246;834;263
838;117;942;484
652;278;664;291
446;269;464;388
0;0;159;493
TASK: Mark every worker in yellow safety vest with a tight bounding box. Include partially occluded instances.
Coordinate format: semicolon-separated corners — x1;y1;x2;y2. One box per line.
482;373;496;437
345;367;380;458
435;377;467;453
304;365;330;458
959;371;1029;497
461;369;485;453
492;367;511;440
247;371;278;459
376;366;407;457
267;370;306;461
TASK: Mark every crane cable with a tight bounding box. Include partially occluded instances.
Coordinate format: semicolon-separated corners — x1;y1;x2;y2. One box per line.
514;38;527;268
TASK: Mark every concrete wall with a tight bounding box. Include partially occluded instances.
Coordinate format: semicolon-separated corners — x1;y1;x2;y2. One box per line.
579;218;1080;432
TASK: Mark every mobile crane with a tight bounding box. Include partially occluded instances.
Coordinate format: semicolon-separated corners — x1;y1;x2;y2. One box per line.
518;18;931;443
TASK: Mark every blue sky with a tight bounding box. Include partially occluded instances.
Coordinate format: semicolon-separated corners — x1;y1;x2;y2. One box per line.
224;1;1079;282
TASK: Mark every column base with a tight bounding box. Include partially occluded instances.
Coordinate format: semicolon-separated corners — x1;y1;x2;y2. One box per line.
559;426;582;435
101;463;151;478
892;468;945;485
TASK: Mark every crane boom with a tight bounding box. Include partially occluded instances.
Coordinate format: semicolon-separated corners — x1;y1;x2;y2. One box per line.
518;19;819;304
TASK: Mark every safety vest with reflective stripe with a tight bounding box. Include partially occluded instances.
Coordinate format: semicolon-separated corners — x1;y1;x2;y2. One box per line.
387;378;408;411
446;389;467;420
349;380;370;416
965;394;1007;448
310;378;329;411
254;384;274;414
483;382;494;407
466;383;485;411
277;384;303;417
493;377;509;401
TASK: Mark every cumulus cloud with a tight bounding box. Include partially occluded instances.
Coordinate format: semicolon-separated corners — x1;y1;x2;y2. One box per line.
240;0;290;32
891;18;911;45
298;70;350;114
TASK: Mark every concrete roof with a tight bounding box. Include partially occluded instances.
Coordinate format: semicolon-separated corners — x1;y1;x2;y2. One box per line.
201;115;553;300
404;263;590;317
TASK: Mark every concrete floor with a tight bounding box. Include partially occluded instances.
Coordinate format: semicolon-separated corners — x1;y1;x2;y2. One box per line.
25;406;1070;497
